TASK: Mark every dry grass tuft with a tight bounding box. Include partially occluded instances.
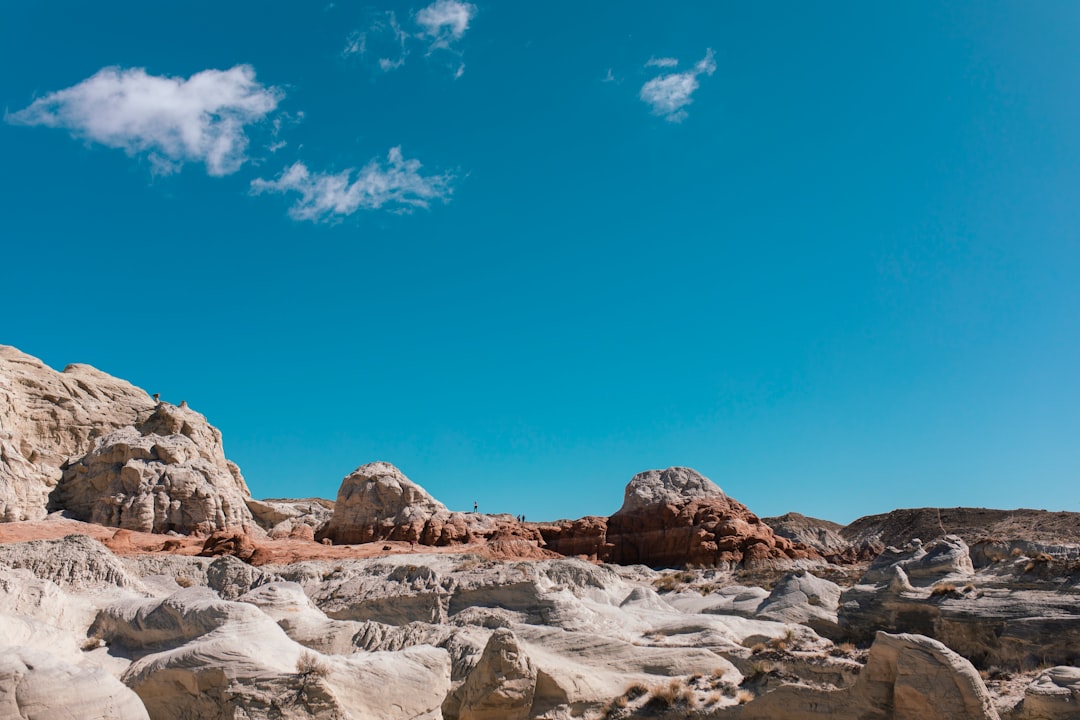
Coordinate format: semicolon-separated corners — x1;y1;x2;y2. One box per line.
930;582;957;597
296;651;331;680
736;689;755;705
175;575;195;588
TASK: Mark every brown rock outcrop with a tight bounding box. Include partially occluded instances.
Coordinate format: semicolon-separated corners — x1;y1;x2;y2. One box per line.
0;346;156;522
543;467;818;568
54;402;253;534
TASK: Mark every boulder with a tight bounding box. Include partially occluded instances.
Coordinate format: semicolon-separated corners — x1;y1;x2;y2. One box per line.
0;345;155;522
0;646;149;719
55;402;252;534
723;631;999;720
756;569;842;633
322;461;449;544
1015;666;1080;719
457;628;536;720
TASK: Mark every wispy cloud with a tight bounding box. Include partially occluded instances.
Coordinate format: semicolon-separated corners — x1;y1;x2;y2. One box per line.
639;49;716;123
343;12;410;73
645;56;679;69
251;147;453;222
6;65;281;175
416;0;477;50
343;0;476;77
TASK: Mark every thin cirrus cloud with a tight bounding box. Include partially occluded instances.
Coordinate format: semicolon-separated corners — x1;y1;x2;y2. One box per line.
5;65;282;176
639;49;716;123
251;147;453;223
343;0;476;78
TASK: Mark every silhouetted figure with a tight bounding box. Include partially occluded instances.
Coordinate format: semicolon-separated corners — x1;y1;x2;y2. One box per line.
473;501;478;513
152;393;160;404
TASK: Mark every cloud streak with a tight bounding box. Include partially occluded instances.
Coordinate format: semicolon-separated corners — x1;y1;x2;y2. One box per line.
251;147;453;222
344;0;476;77
639;49;716;122
6;65;282;175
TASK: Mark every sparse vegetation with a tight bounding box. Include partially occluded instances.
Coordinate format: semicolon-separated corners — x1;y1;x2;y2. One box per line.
749;642;767;654
296;652;331;680
930;582;958;597
81;636;102;651
624;682;648;700
175;575;195;588
735;689;755;704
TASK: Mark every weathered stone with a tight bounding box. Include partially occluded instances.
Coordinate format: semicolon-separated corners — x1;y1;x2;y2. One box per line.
457;628;536;720
55;403;252;534
0;345;155;522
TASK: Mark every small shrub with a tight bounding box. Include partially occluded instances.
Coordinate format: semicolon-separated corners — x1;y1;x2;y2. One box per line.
609;694;629;709
769;639;788;652
296;652;331;680
1010;547;1024;557
705;691;722;705
624;682;648;700
1035;552;1054;563
748;660;773;679
962;583;976;593
930;583;957;597
175;575;195;588
652;575;680;593
749;642;767;654
736;689;755;705
81;637;102;651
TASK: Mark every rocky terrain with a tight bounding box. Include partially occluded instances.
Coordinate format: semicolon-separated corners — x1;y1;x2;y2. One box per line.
2;344;1079;719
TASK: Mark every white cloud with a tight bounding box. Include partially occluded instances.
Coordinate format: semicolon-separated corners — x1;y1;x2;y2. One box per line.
416;0;476;48
639;48;716;123
645;56;679;69
251;147;453;222
6;65;282;175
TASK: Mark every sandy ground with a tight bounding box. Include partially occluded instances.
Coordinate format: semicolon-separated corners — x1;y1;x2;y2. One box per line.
0;515;561;565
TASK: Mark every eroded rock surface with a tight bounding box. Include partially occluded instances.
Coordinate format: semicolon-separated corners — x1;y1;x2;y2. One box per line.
0;345;156;522
543;467;819;568
55;402;253;534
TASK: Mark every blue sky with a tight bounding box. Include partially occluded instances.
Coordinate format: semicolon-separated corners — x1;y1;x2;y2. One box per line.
3;2;1079;524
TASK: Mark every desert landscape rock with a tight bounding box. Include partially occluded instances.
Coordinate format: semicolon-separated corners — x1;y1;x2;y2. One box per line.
55;402;253;534
0;345;156;522
2;344;1080;719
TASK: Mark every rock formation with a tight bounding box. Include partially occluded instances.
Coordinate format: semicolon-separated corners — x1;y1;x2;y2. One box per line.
0;345;156;522
456;629;536;720
0;645;151;720
722;631;1000;720
54;402;253;534
320;462;552;555
842;507;1080;565
542;467;819;568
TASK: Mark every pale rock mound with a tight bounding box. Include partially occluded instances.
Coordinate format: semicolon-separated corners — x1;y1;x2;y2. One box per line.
323;461;448;544
55;402;252;534
0;345;155;522
0;534;144;591
1014;666;1080;720
617;466;726;513
0;645;150;720
456;628;536;720
755;569;842;633
725;631;998;720
94;586;452;719
247;497;333;538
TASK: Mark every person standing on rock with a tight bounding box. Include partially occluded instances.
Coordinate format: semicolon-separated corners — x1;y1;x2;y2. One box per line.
473;501;478;513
